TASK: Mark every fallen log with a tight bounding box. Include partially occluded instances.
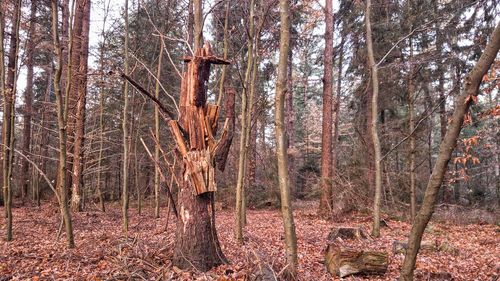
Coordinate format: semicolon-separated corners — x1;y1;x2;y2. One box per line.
327;227;368;242
392;240;438;254
325;244;388;278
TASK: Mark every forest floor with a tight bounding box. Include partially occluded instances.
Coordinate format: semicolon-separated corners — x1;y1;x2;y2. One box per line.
0;201;498;280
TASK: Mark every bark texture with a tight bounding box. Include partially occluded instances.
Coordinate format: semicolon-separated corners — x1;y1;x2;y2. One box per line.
365;0;383;238
71;0;91;212
3;0;22;241
275;0;298;277
122;0;130;233
172;46;230;271
20;0;37;201
51;0;75;248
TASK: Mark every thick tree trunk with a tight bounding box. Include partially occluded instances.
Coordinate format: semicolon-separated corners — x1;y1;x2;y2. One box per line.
275;0;298;277
3;0;21;241
318;0;334;216
365;0;382;238
66;0;86;197
71;0;91;212
171;45;231;271
400;23;500;281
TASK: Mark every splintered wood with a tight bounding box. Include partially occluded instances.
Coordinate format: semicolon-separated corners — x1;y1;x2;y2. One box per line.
170;43;230;195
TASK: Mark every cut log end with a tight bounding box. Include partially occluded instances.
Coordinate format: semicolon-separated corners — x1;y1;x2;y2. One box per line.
325;244;388;278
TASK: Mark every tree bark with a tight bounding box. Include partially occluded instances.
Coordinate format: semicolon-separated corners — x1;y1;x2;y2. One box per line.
122;0;130;233
408;37;416;222
193;0;203;50
275;0;298;277
285;48;295;194
71;0;91;212
172;45;230;271
154;39;164;218
318;0;334;217
96;0;109;212
332;36;344;183
0;5;5;208
2;0;21;241
217;0;230;106
51;0;75;248
400;23;500;281
365;0;383;238
20;0;37;201
235;0;255;244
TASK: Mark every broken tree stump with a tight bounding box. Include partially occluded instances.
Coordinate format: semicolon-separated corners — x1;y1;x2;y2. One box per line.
327;227;368;242
325;244;388;278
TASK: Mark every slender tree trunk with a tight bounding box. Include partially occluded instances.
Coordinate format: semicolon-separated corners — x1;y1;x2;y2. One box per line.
400;23;500;281
0;6;5;208
275;0;297;277
285;48;295;194
235;0;255;244
365;0;382;238
122;0;130;233
51;0;75;248
20;0;37;201
434;3;446;142
154;40;164;218
332;36;344;180
71;0;91;212
408;37;416;222
217;0;230;106
2;0;21;241
133;103;144;215
96;0;108;212
318;0;334;216
193;0;202;50
66;0;85;196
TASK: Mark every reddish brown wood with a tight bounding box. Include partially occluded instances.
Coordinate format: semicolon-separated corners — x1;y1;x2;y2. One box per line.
172;44;231;271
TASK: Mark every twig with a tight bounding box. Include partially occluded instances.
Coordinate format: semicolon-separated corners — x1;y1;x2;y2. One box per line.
117;71;176;120
128;51;180;113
